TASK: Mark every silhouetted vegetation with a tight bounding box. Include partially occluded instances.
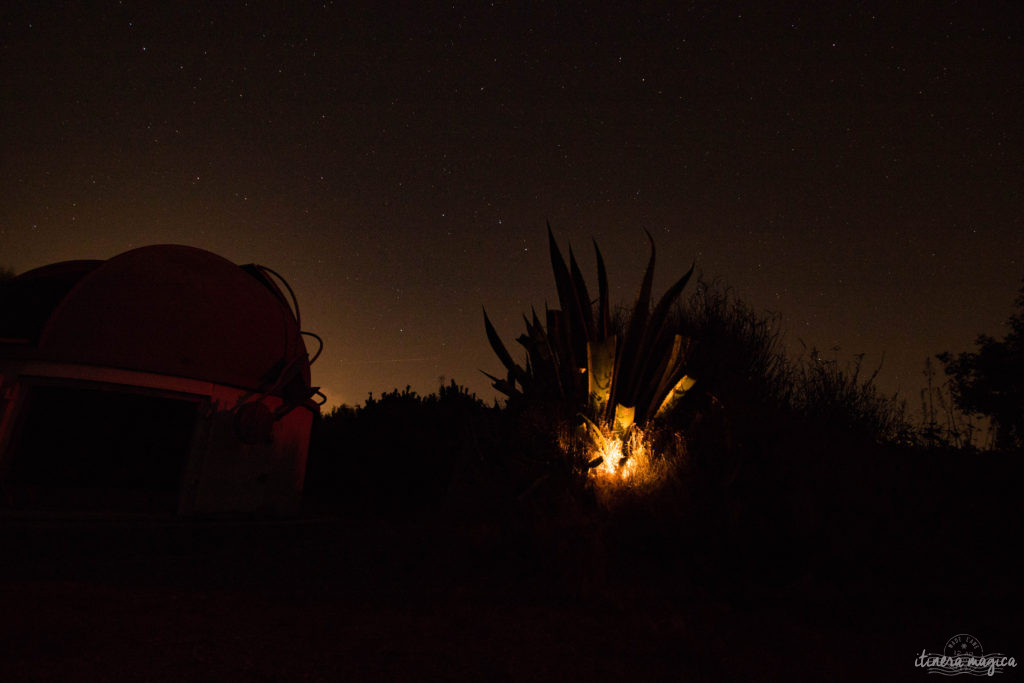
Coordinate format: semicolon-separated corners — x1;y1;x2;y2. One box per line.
666;279;914;446
938;278;1024;451
304;271;1022;604
0;266;14;283
305;380;499;518
917;356;987;450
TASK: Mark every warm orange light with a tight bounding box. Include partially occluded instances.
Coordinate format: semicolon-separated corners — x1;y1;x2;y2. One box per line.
584;424;661;491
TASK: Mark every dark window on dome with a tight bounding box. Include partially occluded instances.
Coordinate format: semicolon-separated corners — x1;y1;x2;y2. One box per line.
2;384;197;513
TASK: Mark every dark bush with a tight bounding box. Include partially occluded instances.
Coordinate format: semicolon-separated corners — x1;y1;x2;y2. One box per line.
304;381;498;517
938;278;1024;451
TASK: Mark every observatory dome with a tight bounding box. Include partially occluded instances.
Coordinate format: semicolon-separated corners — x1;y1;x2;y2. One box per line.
2;245;311;394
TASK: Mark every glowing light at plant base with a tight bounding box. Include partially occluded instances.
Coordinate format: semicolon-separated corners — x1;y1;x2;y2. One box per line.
594;435;628;478
578;422;668;492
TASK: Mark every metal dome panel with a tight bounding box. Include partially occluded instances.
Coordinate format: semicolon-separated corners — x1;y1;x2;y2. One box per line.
37;245;307;392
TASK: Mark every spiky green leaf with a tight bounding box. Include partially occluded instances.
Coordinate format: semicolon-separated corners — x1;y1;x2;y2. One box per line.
611;230;657;409
631;264;695;413
547;223;584;343
569;247;595;339
643;334;692;419
586;336;616;416
593;239;611;338
655;374;697;418
481;370;522;399
483;308;528;387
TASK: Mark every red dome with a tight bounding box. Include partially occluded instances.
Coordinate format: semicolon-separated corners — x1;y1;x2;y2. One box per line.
10;245;309;393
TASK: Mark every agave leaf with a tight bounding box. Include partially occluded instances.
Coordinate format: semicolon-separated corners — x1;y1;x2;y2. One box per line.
586;336;616;416
481;370;522;398
545;306;563;352
593;239;611;339
578;413;608;452
517;313;545;349
547;224;584;336
569;246;595;338
525;307;554;362
544;307;575;399
648;263;694;343
483;307;529;387
654;374;696;418
515;332;535;353
549;225;594;368
612;403;635;437
521;326;550;363
644;334;685;415
643;334;693;419
522;313;535;336
631;263;695;394
521;320;563;399
546;307;577;378
634;229;657;317
611;230;657;408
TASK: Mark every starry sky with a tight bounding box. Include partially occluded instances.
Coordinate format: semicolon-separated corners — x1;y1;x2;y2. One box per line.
1;2;1021;411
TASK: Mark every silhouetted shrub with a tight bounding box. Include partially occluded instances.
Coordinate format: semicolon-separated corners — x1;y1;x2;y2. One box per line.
305;380;498;517
789;344;915;444
915;357;987;450
938;278;1024;451
663;279;913;447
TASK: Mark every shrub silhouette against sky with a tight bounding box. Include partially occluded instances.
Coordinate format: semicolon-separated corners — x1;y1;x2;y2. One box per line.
939;278;1024;451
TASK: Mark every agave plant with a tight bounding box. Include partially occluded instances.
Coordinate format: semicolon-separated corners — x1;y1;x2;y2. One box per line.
483;224;697;476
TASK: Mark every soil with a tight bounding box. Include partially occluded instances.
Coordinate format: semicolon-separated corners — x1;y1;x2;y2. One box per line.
1;514;1018;682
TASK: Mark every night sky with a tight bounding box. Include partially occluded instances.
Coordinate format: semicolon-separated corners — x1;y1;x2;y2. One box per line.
2;2;1021;410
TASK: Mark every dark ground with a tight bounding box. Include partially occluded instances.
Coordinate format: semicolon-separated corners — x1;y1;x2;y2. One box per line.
1;506;1019;682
